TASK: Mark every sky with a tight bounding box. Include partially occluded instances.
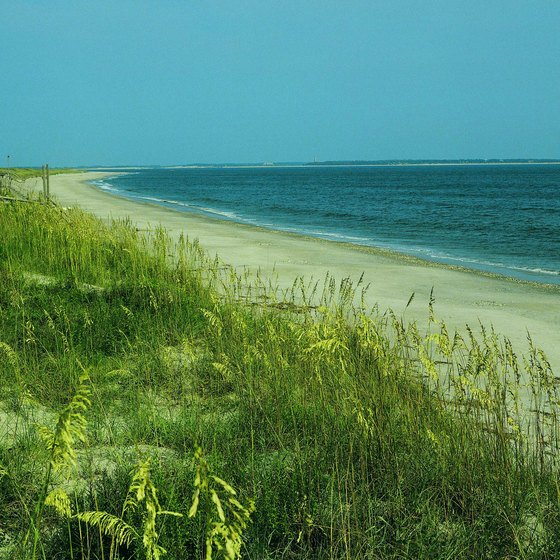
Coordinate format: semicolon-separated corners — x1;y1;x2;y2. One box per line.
1;1;559;166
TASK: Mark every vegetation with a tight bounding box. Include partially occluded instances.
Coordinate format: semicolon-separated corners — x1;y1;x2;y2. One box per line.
0;192;559;558
0;168;45;181
0;168;76;181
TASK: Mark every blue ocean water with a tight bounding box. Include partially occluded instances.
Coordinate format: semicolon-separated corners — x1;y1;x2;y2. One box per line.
90;164;560;285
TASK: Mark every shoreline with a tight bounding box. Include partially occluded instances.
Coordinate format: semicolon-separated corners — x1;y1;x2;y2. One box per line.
21;171;560;372
74;172;560;292
91;175;560;292
88;172;560;287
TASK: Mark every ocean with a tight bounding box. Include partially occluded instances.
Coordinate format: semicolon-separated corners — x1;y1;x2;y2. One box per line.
90;164;560;285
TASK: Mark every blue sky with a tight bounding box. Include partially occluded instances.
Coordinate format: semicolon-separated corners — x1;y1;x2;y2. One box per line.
2;1;559;166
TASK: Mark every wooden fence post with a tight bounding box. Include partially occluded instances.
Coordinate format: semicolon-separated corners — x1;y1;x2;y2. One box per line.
46;164;50;199
42;165;46;197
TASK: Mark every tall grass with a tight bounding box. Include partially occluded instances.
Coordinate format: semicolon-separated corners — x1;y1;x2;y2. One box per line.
0;168;77;181
0;194;559;559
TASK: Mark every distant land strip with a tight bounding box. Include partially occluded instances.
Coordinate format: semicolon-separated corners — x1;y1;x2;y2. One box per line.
304;158;560;166
83;158;560;170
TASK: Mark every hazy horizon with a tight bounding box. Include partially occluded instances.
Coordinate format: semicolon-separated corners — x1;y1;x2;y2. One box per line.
82;158;560;169
2;1;559;167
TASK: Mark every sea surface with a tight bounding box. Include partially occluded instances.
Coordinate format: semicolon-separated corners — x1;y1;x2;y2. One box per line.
89;164;560;285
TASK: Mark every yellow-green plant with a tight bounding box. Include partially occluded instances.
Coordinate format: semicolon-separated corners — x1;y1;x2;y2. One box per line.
189;447;255;560
24;372;91;558
77;458;182;560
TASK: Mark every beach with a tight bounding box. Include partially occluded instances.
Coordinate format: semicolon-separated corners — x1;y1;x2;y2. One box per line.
23;171;560;373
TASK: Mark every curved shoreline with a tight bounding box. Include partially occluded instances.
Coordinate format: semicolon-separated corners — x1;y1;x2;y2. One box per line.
93;174;560;293
22;171;560;372
88;170;560;288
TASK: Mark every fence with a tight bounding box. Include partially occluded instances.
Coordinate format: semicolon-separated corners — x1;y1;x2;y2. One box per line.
0;173;11;190
0;164;51;201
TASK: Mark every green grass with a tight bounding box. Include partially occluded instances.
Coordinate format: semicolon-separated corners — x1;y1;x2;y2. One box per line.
0;195;559;559
0;167;77;181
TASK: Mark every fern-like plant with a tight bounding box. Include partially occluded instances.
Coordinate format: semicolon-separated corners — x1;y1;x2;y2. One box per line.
24;372;91;559
77;458;182;560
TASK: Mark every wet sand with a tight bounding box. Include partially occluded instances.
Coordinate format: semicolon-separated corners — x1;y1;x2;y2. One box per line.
22;172;560;372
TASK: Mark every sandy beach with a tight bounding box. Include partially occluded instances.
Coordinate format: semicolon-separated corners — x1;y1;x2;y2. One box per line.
22;172;560;373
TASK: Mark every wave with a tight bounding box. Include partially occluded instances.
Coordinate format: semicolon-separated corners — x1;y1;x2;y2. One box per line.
138;194;245;222
304;230;374;243
418;251;560;278
91;178;122;194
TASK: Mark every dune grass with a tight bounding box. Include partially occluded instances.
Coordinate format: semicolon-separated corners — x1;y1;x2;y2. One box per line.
0;168;77;181
0;193;559;559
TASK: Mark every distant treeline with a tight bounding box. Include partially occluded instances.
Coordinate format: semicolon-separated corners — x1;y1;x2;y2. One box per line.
81;159;560;170
305;158;560;166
